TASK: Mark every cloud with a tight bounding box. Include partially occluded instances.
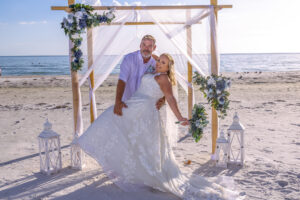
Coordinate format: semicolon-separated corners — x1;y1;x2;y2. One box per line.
112;0;122;6
131;2;142;6
81;0;101;6
19;21;47;25
113;0;142;6
169;2;186;5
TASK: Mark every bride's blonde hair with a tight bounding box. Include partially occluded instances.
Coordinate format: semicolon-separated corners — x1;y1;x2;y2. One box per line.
161;53;176;86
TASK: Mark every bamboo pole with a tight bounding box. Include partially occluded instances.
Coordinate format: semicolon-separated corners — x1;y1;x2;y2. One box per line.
186;10;193;119
210;0;219;155
67;0;79;133
87;28;95;123
51;5;232;12
68;0;84;170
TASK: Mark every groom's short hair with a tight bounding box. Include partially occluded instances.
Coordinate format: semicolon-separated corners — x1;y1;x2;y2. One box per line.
142;35;156;45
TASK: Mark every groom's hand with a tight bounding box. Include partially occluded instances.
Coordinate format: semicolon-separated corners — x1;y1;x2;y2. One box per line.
114;101;128;116
152;54;159;61
156;97;165;110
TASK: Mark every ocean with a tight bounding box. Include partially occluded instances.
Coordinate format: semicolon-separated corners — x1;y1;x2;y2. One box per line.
0;53;300;76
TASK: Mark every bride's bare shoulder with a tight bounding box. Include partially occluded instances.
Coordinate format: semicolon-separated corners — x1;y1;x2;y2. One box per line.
154;74;171;86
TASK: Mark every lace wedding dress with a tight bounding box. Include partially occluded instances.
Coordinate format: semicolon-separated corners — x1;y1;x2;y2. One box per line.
76;73;243;200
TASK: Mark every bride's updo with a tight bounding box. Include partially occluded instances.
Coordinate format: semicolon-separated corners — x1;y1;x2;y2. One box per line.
161;53;176;86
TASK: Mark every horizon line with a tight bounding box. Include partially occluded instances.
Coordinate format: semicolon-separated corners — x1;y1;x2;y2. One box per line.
1;52;300;57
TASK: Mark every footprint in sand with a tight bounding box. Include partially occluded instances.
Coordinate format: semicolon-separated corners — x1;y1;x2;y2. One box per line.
275;99;286;102
286;103;294;106
262;102;276;106
291;123;300;127
265;109;273;112
265;169;278;176
262;147;273;153
52;105;68;109
247;171;268;176
36;103;47;106
276;180;288;187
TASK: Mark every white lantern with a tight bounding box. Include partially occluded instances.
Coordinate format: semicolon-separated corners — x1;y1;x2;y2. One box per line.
227;112;245;166
71;135;85;170
215;130;229;168
38;119;62;175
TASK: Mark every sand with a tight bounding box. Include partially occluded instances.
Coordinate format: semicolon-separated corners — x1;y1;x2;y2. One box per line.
0;71;299;200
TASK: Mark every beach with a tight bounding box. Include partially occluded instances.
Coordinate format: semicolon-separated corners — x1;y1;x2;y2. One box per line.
0;71;299;200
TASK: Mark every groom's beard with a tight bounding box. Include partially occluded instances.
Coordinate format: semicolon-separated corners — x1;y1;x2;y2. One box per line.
141;50;151;58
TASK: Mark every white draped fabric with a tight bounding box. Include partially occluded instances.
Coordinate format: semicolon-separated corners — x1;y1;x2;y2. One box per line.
72;6;220;146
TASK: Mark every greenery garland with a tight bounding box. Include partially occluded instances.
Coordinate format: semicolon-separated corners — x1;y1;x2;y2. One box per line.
61;4;115;71
193;72;231;119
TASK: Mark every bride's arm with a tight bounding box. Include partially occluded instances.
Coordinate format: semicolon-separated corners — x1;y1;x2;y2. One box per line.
155;75;187;122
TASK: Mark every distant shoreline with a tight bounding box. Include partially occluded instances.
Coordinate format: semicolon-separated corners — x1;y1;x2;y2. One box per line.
1;53;300;76
1;52;300;57
1;70;300;79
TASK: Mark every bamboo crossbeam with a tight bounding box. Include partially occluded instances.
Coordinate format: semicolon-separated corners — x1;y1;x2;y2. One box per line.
51;5;232;12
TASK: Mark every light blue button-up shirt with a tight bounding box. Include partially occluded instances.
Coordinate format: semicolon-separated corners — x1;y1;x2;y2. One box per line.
119;50;156;102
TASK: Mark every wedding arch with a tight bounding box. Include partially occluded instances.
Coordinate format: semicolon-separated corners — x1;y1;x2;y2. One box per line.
51;0;232;169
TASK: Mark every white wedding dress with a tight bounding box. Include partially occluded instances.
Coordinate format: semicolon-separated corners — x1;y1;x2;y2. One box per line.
76;73;243;200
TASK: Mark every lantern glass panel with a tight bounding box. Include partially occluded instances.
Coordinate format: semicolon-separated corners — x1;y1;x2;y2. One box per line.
230;131;242;161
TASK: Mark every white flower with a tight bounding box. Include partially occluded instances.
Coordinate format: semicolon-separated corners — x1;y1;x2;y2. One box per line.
195;120;203;129
192;109;196;116
106;12;114;20
63;17;68;26
207;88;214;98
75;11;83;19
216;89;221;95
207;77;216;86
72;33;80;39
75;17;80;24
204;89;208;94
67;18;74;24
67;14;74;23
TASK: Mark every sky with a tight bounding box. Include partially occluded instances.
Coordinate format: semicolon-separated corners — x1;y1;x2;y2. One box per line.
0;0;299;56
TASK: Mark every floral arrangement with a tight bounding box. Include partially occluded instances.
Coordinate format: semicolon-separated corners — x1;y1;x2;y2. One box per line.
61;4;115;71
193;72;231;119
189;104;209;142
145;64;155;74
177;104;209;142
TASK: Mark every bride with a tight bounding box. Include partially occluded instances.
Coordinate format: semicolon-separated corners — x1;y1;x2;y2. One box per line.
76;53;243;199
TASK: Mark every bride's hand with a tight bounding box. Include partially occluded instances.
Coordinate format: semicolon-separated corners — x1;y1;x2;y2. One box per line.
178;117;190;126
114;101;128;116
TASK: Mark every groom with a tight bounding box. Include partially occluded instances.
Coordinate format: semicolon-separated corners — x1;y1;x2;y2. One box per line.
114;35;165;116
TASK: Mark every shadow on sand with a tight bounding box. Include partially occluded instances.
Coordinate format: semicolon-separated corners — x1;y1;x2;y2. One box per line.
0;166;180;200
193;159;243;177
